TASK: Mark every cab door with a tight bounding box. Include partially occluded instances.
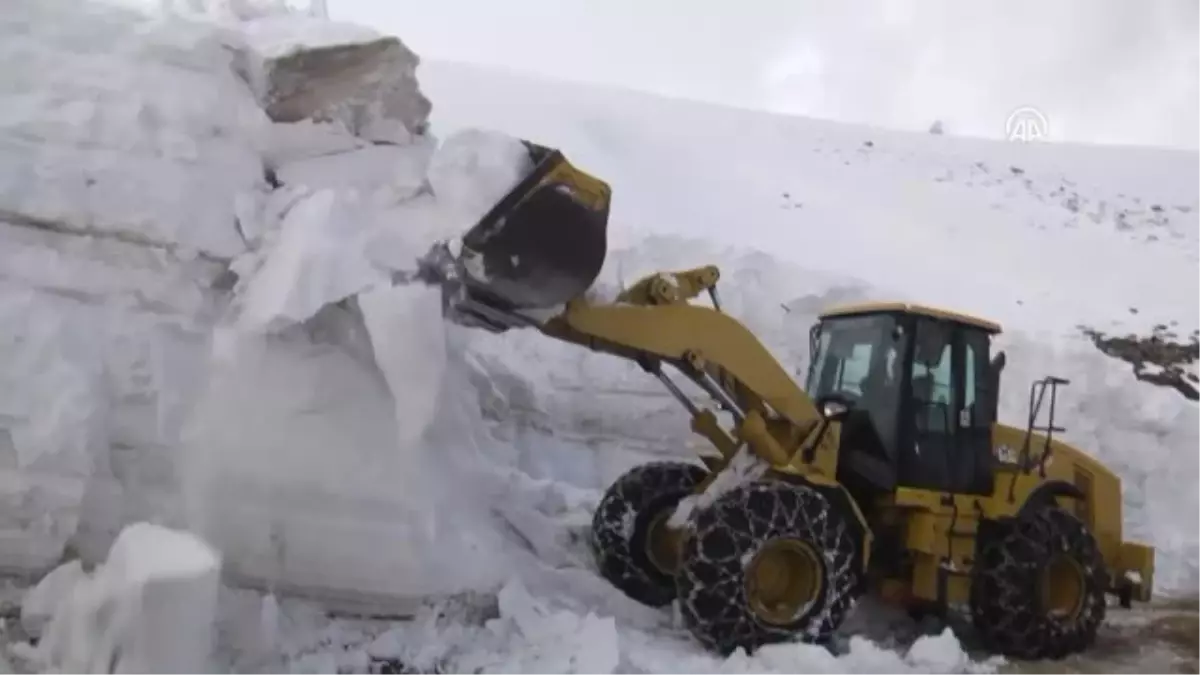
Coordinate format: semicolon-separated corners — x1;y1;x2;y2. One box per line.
952;328;996;495
897;318;957;492
896;316;996;495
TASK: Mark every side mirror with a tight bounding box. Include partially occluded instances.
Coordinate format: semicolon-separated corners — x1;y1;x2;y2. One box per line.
990;350;1007;377
816;394;854;422
801;393;855;463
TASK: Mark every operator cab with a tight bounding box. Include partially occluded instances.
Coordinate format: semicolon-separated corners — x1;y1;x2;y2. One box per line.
804;302;1003;497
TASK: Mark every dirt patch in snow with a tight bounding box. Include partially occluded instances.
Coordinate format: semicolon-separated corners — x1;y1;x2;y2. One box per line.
1079;325;1200;401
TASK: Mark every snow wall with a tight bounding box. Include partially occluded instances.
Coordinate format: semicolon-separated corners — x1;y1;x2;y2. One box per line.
1;0;1195;634
0;0;497;605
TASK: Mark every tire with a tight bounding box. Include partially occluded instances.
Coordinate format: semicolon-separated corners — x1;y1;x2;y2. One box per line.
590;461;708;607
676;480;863;655
970;506;1108;660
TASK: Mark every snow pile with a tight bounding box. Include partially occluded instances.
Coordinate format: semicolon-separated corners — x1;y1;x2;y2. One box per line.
15;522;220;673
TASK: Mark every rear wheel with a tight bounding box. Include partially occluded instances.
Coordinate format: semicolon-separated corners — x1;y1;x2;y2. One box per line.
676;480;863;655
970;507;1108;660
590;461;708;607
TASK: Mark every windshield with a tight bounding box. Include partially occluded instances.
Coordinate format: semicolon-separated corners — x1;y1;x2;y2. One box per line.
806;314;902;398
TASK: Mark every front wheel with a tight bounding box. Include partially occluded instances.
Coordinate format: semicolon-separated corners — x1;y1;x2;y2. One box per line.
970;507;1108;660
675;480;863;655
590;461;708;607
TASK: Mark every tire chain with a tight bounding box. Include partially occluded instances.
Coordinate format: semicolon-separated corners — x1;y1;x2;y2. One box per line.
590;461;708;607
676;480;861;654
971;506;1108;660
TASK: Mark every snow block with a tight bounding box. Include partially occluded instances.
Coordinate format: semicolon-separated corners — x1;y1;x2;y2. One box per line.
233;189;388;332
24;522;221;673
491;579;620;674
234;15;431;144
19;559;86;640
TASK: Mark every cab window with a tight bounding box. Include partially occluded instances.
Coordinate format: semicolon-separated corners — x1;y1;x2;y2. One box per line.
910;320;954;434
806;316;891;397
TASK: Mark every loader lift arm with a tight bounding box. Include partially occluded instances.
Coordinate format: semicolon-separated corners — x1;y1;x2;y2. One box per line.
450;263;841;476
411;139;847;480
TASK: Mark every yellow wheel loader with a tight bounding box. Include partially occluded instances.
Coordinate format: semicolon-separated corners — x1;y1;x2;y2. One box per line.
413;141;1156;660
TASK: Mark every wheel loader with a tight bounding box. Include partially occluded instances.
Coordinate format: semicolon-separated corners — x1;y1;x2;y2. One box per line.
411;140;1156;660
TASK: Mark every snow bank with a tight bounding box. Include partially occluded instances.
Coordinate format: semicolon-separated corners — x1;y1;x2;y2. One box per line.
16;522;221;673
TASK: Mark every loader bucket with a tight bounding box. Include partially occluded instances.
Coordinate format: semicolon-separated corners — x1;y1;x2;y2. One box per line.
457;142;611;310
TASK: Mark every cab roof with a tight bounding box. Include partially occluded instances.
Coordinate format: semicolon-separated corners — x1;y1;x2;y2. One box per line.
818;301;1003;334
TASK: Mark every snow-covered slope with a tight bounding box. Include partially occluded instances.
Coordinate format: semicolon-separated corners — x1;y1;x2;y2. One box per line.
417;59;1199;587
1;1;1196;673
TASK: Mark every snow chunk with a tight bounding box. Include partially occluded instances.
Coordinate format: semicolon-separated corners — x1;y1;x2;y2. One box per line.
232;15;430;143
669;447;767;528
235;128;533;331
274;141;434;198
112;0;328;22
904;628;983;673
426;128;534;231
236;14;381;60
235;189;388;331
357;283;449;454
493;579;620;674
19;559;86;639
22;523;221;673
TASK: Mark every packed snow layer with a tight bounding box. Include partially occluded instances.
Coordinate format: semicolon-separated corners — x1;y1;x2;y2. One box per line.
0;0;487;600
1;0;268;259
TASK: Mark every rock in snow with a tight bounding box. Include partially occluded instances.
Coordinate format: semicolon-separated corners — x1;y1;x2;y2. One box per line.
234;14;432;144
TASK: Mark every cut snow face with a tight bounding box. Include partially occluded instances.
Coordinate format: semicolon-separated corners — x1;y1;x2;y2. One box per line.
182;124;537;606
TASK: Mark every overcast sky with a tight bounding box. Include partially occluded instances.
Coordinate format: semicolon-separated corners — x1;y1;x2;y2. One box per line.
329;0;1198;150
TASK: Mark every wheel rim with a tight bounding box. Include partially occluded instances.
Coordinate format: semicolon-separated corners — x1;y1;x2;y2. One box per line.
1040;553;1087;621
744;538;824;626
645;510;684;575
